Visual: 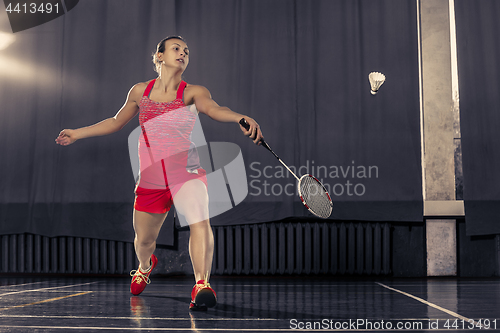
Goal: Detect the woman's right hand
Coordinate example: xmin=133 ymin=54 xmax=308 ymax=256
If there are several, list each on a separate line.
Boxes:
xmin=55 ymin=129 xmax=78 ymax=146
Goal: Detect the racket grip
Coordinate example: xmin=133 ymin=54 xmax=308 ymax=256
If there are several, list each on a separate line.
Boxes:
xmin=239 ymin=118 xmax=251 ymax=131
xmin=239 ymin=118 xmax=276 ymax=156
xmin=239 ymin=117 xmax=264 ymax=144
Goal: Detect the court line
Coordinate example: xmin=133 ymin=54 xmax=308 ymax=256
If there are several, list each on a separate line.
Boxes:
xmin=0 ymin=281 xmax=47 ymax=289
xmin=0 ymin=325 xmax=486 ymax=332
xmin=376 ymin=282 xmax=482 ymax=328
xmin=0 ymin=314 xmax=470 ymax=322
xmin=0 ymin=281 xmax=99 ymax=297
xmin=0 ymin=314 xmax=279 ymax=320
xmin=122 ymin=284 xmax=386 ymax=287
xmin=0 ymin=326 xmax=377 ymax=331
xmin=205 ymin=284 xmax=383 ymax=287
xmin=0 ymin=291 xmax=93 ymax=311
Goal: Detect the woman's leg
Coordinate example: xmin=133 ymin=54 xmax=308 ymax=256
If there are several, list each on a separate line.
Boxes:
xmin=173 ymin=179 xmax=213 ymax=282
xmin=133 ymin=209 xmax=168 ymax=270
xmin=188 ymin=219 xmax=214 ymax=282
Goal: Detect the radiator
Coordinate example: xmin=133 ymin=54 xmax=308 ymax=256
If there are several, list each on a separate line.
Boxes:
xmin=0 ymin=234 xmax=136 ymax=274
xmin=212 ymin=222 xmax=391 ymax=275
xmin=0 ymin=222 xmax=391 ymax=276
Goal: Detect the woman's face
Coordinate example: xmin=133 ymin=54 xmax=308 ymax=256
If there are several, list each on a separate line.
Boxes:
xmin=159 ymin=38 xmax=190 ymax=71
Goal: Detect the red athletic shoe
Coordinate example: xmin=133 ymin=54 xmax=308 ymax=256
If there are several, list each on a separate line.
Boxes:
xmin=189 ymin=279 xmax=217 ymax=310
xmin=130 ymin=254 xmax=158 ymax=296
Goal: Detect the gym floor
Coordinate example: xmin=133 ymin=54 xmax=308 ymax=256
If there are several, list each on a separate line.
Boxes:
xmin=0 ymin=275 xmax=498 ymax=332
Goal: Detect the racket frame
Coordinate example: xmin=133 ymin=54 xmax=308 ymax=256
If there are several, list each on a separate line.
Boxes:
xmin=239 ymin=118 xmax=333 ymax=218
xmin=297 ymin=174 xmax=333 ymax=218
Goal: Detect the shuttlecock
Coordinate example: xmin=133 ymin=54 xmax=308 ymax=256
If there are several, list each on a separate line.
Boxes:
xmin=369 ymin=72 xmax=386 ymax=95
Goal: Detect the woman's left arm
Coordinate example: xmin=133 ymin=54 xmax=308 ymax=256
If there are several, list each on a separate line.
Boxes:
xmin=192 ymin=85 xmax=264 ymax=144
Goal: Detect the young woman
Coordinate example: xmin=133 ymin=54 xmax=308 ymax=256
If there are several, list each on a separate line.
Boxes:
xmin=55 ymin=36 xmax=263 ymax=310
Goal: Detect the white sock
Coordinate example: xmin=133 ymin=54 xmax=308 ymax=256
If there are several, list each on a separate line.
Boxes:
xmin=140 ymin=259 xmax=152 ymax=273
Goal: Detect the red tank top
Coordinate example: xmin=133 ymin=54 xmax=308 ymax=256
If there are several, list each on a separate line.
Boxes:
xmin=137 ymin=79 xmax=199 ymax=189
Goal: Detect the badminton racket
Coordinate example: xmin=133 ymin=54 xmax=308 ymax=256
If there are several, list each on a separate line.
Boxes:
xmin=240 ymin=118 xmax=333 ymax=218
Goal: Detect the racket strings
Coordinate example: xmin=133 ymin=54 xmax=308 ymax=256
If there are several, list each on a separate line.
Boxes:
xmin=299 ymin=176 xmax=332 ymax=218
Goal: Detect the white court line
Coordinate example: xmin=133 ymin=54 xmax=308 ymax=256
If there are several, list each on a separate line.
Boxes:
xmin=0 ymin=325 xmax=487 ymax=332
xmin=0 ymin=315 xmax=469 ymax=322
xmin=0 ymin=281 xmax=47 ymax=289
xmin=376 ymin=282 xmax=482 ymax=328
xmin=214 ymin=284 xmax=381 ymax=287
xmin=0 ymin=314 xmax=452 ymax=323
xmin=0 ymin=326 xmax=367 ymax=332
xmin=142 ymin=284 xmax=384 ymax=287
xmin=0 ymin=280 xmax=70 ymax=289
xmin=0 ymin=281 xmax=100 ymax=298
xmin=0 ymin=314 xmax=279 ymax=321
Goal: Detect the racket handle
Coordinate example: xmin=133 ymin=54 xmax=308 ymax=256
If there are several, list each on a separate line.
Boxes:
xmin=239 ymin=117 xmax=251 ymax=131
xmin=239 ymin=117 xmax=265 ymax=144
xmin=239 ymin=118 xmax=277 ymax=158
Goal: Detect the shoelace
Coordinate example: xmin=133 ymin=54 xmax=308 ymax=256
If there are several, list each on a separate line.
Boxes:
xmin=130 ymin=269 xmax=151 ymax=285
xmin=195 ymin=280 xmax=212 ymax=289
xmin=199 ymin=274 xmax=212 ymax=289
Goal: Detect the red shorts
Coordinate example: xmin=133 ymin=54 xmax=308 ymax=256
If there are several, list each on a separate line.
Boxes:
xmin=134 ymin=169 xmax=207 ymax=214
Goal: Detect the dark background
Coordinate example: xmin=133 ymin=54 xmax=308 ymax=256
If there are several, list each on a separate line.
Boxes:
xmin=455 ymin=0 xmax=500 ymax=236
xmin=0 ymin=0 xmax=425 ymax=244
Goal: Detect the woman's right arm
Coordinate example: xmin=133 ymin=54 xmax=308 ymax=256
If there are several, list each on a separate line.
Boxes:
xmin=55 ymin=83 xmax=144 ymax=146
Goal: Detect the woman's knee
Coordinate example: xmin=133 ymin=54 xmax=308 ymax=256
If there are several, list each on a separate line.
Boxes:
xmin=188 ymin=218 xmax=211 ymax=230
xmin=132 ymin=210 xmax=166 ymax=243
xmin=185 ymin=207 xmax=210 ymax=225
xmin=134 ymin=233 xmax=157 ymax=248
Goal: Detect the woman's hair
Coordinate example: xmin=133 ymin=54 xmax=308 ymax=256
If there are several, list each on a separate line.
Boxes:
xmin=152 ymin=35 xmax=186 ymax=74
